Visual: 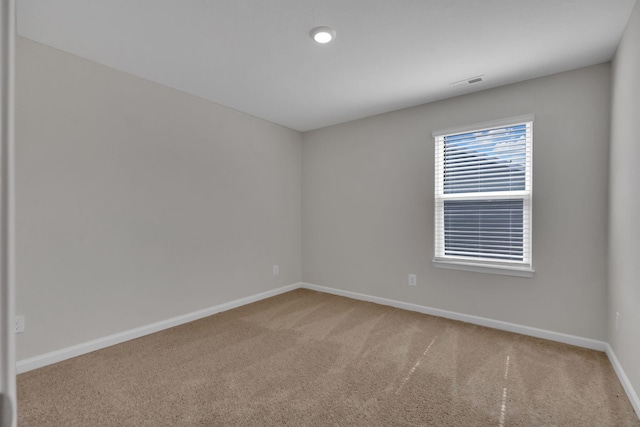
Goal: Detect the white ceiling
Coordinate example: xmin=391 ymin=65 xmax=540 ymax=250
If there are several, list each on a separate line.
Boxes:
xmin=17 ymin=0 xmax=637 ymax=132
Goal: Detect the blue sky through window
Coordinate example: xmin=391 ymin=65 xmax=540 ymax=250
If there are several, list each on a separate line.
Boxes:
xmin=445 ymin=124 xmax=527 ymax=166
xmin=443 ymin=124 xmax=527 ymax=194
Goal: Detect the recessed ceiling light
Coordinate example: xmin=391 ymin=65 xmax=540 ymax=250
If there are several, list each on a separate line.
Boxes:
xmin=310 ymin=26 xmax=336 ymax=44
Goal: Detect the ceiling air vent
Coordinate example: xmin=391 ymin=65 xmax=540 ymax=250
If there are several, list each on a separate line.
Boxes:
xmin=450 ymin=75 xmax=485 ymax=89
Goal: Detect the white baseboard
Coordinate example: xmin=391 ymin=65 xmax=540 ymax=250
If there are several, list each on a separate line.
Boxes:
xmin=606 ymin=343 xmax=640 ymax=418
xmin=301 ymin=282 xmax=640 ymax=418
xmin=16 ymin=284 xmax=298 ymax=374
xmin=16 ymin=281 xmax=639 ymax=421
xmin=300 ymin=283 xmax=607 ymax=350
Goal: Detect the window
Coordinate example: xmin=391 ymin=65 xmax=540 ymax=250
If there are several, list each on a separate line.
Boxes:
xmin=433 ymin=115 xmax=534 ymax=277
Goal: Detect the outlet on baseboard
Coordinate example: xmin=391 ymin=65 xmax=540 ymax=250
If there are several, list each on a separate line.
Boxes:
xmin=15 ymin=315 xmax=25 ymax=334
xmin=408 ymin=274 xmax=417 ymax=287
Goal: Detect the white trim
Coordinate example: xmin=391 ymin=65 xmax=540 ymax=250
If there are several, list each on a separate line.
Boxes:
xmin=433 ymin=259 xmax=535 ymax=278
xmin=432 ymin=113 xmax=535 ymax=137
xmin=299 ymin=283 xmax=605 ymax=350
xmin=605 ymin=344 xmax=640 ymax=418
xmin=301 ymin=283 xmax=639 ymax=417
xmin=437 ymin=190 xmax=530 ymax=200
xmin=433 ymin=116 xmax=534 ymax=274
xmin=15 ymin=282 xmax=639 ymax=422
xmin=1 ymin=0 xmax=17 ymax=426
xmin=16 ymin=284 xmax=298 ymax=374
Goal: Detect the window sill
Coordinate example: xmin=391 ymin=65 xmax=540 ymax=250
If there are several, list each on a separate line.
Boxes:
xmin=432 ymin=259 xmax=534 ymax=278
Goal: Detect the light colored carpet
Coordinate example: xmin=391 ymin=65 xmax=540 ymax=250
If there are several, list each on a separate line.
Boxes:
xmin=17 ymin=289 xmax=640 ymax=426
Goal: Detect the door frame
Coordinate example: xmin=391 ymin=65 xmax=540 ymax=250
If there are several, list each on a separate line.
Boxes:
xmin=0 ymin=0 xmax=16 ymax=426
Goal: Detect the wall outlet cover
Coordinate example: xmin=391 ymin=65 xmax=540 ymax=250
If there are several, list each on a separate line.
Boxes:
xmin=15 ymin=315 xmax=25 ymax=334
xmin=409 ymin=274 xmax=417 ymax=286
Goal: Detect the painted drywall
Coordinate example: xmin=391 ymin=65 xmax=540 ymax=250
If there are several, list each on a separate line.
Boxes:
xmin=302 ymin=64 xmax=611 ymax=341
xmin=609 ymin=0 xmax=640 ymax=404
xmin=15 ymin=37 xmax=302 ymax=360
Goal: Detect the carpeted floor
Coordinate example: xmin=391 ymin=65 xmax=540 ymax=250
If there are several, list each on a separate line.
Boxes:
xmin=17 ymin=289 xmax=640 ymax=426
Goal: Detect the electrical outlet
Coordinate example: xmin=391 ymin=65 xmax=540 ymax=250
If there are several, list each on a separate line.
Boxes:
xmin=408 ymin=274 xmax=417 ymax=287
xmin=616 ymin=312 xmax=620 ymax=331
xmin=15 ymin=315 xmax=25 ymax=334
xmin=273 ymin=265 xmax=280 ymax=276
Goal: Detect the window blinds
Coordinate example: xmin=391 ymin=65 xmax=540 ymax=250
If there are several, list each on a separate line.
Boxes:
xmin=434 ymin=116 xmax=533 ymax=268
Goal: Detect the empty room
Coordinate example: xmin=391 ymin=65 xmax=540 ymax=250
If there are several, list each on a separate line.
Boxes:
xmin=1 ymin=0 xmax=640 ymax=425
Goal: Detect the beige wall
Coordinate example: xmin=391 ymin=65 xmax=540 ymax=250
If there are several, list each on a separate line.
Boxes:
xmin=609 ymin=0 xmax=640 ymax=402
xmin=15 ymin=38 xmax=302 ymax=360
xmin=15 ymin=22 xmax=632 ymax=377
xmin=302 ymin=64 xmax=611 ymax=341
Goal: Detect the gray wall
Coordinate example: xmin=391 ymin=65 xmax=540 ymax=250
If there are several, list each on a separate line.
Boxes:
xmin=609 ymin=0 xmax=640 ymax=402
xmin=15 ymin=38 xmax=302 ymax=360
xmin=15 ymin=20 xmax=632 ymax=380
xmin=302 ymin=64 xmax=611 ymax=341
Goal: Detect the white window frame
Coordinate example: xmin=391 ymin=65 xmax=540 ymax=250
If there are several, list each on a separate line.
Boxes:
xmin=432 ymin=114 xmax=534 ymax=277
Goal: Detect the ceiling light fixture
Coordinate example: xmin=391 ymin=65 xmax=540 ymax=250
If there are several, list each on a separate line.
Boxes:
xmin=310 ymin=26 xmax=336 ymax=44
